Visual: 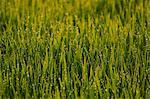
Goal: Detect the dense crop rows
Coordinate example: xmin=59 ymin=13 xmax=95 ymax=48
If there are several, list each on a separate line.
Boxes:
xmin=0 ymin=0 xmax=150 ymax=98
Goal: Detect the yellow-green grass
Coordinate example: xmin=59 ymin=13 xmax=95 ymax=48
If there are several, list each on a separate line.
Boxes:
xmin=0 ymin=0 xmax=150 ymax=98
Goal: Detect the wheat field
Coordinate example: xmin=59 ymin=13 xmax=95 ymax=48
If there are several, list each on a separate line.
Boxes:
xmin=0 ymin=0 xmax=150 ymax=98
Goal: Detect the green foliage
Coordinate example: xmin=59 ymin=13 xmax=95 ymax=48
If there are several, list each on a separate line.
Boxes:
xmin=0 ymin=0 xmax=150 ymax=98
